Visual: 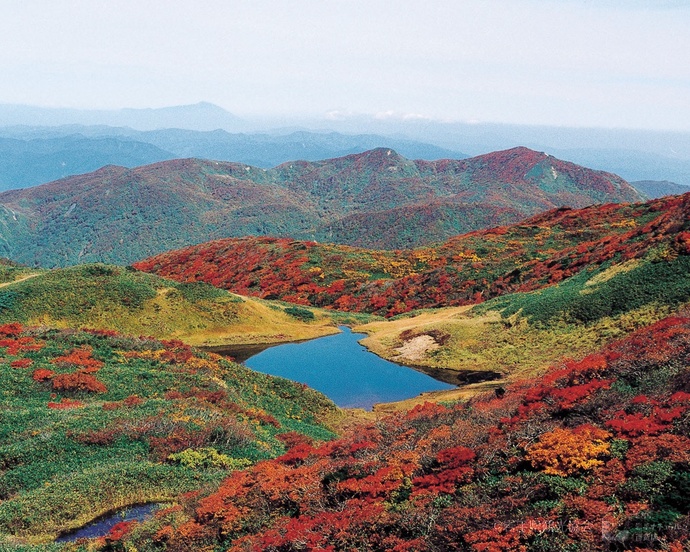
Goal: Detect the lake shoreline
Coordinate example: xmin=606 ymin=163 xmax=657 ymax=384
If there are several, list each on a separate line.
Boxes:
xmin=206 ymin=326 xmax=509 ymax=410
xmin=211 ymin=327 xmax=455 ymax=410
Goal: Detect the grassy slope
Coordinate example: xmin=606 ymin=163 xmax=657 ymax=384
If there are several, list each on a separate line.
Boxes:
xmin=0 ymin=264 xmax=343 ymax=347
xmin=0 ymin=324 xmax=338 ymax=544
xmin=356 ymin=252 xmax=690 ymax=409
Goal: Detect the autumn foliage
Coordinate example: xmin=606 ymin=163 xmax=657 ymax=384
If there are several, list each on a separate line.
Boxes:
xmin=52 ymin=371 xmax=108 ymax=393
xmin=136 ymin=315 xmax=690 ymax=551
xmin=134 ymin=194 xmax=690 ymax=317
xmin=526 ymin=425 xmax=611 ymax=476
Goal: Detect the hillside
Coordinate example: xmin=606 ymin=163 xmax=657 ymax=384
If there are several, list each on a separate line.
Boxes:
xmin=103 ymin=314 xmax=690 ymax=551
xmin=0 ymin=147 xmax=643 ymax=266
xmin=136 ymin=193 xmax=690 ymax=317
xmin=0 ymin=323 xmax=338 ymax=544
xmin=0 ymin=264 xmax=340 ymax=347
xmin=0 ymin=135 xmax=175 ymax=191
xmin=631 ymin=180 xmax=690 ymax=199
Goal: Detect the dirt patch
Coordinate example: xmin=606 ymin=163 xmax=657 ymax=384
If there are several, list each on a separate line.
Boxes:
xmin=399 ymin=328 xmax=450 ymax=345
xmin=394 ymin=329 xmax=451 ymax=362
xmin=394 ymin=334 xmax=440 ymax=362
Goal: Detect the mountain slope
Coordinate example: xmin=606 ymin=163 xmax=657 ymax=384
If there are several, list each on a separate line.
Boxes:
xmin=0 ymin=135 xmax=175 ymax=190
xmin=0 ymin=148 xmax=644 ymax=266
xmin=136 ymin=194 xmax=690 ymax=317
xmin=631 ymin=179 xmax=690 ymax=199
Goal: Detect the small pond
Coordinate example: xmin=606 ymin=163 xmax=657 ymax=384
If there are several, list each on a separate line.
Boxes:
xmin=55 ymin=503 xmax=163 ymax=542
xmin=238 ymin=327 xmax=456 ymax=409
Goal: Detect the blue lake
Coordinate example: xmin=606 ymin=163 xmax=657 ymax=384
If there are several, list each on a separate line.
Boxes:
xmin=56 ymin=503 xmax=162 ymax=542
xmin=244 ymin=327 xmax=455 ymax=409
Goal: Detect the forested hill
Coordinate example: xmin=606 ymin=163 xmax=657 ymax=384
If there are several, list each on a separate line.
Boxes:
xmin=0 ymin=147 xmax=642 ymax=266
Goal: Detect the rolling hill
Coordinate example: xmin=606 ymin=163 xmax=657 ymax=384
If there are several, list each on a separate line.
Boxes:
xmin=135 ymin=193 xmax=690 ymax=317
xmin=0 ymin=147 xmax=643 ymax=266
xmin=136 ymin=193 xmax=690 ymax=399
xmin=0 ymin=322 xmax=338 ymax=543
xmin=0 ymin=263 xmax=341 ymax=347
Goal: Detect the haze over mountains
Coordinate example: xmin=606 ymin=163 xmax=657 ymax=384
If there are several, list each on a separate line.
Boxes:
xmin=1 ymin=102 xmax=690 ymax=188
xmin=0 ymin=126 xmax=463 ymax=190
xmin=0 ymin=102 xmax=246 ymax=132
xmin=0 ymin=147 xmax=643 ymax=267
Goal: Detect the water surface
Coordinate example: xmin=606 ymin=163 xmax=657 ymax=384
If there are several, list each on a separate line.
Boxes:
xmin=244 ymin=327 xmax=455 ymax=409
xmin=56 ymin=503 xmax=162 ymax=542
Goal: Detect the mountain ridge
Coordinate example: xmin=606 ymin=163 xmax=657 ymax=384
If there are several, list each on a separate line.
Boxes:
xmin=0 ymin=147 xmax=644 ymax=266
xmin=0 ymin=126 xmax=466 ymax=190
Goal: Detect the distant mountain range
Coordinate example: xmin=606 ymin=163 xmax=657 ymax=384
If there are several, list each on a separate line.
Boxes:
xmin=0 ymin=102 xmax=245 ymax=132
xmin=0 ymin=135 xmax=176 ymax=190
xmin=0 ymin=126 xmax=464 ymax=190
xmin=2 ymin=102 xmax=690 ymax=187
xmin=0 ymin=147 xmax=643 ymax=267
xmin=631 ymin=180 xmax=690 ymax=199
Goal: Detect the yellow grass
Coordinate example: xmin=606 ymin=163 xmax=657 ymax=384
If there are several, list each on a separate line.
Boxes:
xmin=25 ymin=291 xmax=340 ymax=347
xmin=355 ymin=302 xmax=676 ymax=409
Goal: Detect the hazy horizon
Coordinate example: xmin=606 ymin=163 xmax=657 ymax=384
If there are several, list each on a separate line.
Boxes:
xmin=0 ymin=1 xmax=688 ymax=132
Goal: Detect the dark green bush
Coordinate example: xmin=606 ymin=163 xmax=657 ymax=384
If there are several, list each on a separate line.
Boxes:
xmin=284 ymin=306 xmax=315 ymax=321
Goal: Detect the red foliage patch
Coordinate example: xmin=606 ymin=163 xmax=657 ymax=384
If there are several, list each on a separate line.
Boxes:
xmin=0 ymin=322 xmax=23 ymax=337
xmin=32 ymin=368 xmax=55 ymax=382
xmin=48 ymin=398 xmax=85 ymax=410
xmin=52 ymin=371 xmax=108 ymax=393
xmin=51 ymin=347 xmax=104 ymax=372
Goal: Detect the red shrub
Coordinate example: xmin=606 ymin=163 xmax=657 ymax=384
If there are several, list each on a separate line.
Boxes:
xmin=51 ymin=347 xmax=104 ymax=372
xmin=48 ymin=398 xmax=85 ymax=410
xmin=123 ymin=395 xmax=144 ymax=407
xmin=0 ymin=323 xmax=23 ymax=337
xmin=107 ymin=520 xmax=135 ymax=541
xmin=32 ymin=368 xmax=55 ymax=382
xmin=52 ymin=371 xmax=108 ymax=393
xmin=11 ymin=358 xmax=32 ymax=368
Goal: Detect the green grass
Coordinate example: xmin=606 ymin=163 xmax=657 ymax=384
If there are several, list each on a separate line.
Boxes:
xmin=475 ymin=253 xmax=690 ymax=326
xmin=357 ymin=253 xmax=690 ymax=386
xmin=0 ymin=325 xmax=338 ymax=542
xmin=0 ymin=264 xmax=341 ymax=346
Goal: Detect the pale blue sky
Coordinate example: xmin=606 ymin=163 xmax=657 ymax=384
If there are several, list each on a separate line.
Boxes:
xmin=0 ymin=0 xmax=688 ymax=130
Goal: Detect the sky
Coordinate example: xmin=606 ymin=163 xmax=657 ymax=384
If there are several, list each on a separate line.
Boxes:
xmin=0 ymin=0 xmax=688 ymax=130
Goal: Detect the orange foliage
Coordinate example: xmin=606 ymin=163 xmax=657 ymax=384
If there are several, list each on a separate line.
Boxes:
xmin=526 ymin=425 xmax=611 ymax=476
xmin=52 ymin=371 xmax=108 ymax=393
